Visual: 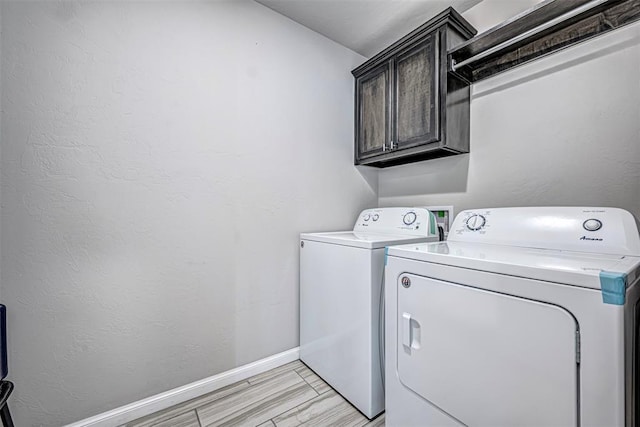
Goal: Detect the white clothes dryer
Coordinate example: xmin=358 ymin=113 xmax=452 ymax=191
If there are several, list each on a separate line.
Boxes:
xmin=385 ymin=207 xmax=640 ymax=427
xmin=300 ymin=207 xmax=439 ymax=419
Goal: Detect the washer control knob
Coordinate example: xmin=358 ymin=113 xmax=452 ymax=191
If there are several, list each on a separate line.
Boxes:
xmin=403 ymin=212 xmax=417 ymax=226
xmin=466 ymin=214 xmax=486 ymax=231
xmin=363 ymin=214 xmax=371 ymax=221
xmin=583 ymin=219 xmax=602 ymax=232
xmin=372 ymin=214 xmax=379 ymax=221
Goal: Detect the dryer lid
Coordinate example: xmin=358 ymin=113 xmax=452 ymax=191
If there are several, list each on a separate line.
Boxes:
xmin=386 ymin=241 xmax=640 ymax=290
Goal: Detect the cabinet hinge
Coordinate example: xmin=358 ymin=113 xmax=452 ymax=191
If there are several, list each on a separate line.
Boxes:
xmin=389 ymin=140 xmax=396 ymax=150
xmin=575 ymin=330 xmax=581 ymax=364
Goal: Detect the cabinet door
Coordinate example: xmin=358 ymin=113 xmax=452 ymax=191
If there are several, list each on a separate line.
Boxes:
xmin=394 ymin=33 xmax=439 ymax=149
xmin=355 ymin=62 xmax=390 ymax=162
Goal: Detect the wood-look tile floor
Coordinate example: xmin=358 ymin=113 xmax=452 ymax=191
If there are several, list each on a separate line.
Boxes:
xmin=126 ymin=360 xmax=385 ymax=427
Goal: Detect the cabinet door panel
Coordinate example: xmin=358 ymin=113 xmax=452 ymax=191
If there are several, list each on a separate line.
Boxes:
xmin=356 ymin=63 xmax=390 ymax=160
xmin=395 ymin=34 xmax=439 ymax=148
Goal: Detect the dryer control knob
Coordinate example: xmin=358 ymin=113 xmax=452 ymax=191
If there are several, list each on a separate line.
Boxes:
xmin=583 ymin=219 xmax=602 ymax=232
xmin=363 ymin=214 xmax=371 ymax=221
xmin=466 ymin=214 xmax=486 ymax=231
xmin=403 ymin=212 xmax=417 ymax=226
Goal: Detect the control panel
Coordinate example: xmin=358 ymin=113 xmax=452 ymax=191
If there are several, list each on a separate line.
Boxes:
xmin=448 ymin=207 xmax=640 ymax=256
xmin=465 ymin=214 xmax=486 ymax=231
xmin=353 ymin=208 xmax=437 ymax=237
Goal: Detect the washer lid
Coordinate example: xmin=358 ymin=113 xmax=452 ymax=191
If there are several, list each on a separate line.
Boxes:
xmin=387 ymin=241 xmax=640 ymax=290
xmin=300 ymin=231 xmax=436 ymax=249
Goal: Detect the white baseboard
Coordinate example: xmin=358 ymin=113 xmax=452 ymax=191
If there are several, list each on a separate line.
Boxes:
xmin=66 ymin=347 xmax=300 ymax=427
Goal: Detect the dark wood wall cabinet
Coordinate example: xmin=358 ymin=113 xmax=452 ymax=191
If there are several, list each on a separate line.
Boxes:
xmin=449 ymin=0 xmax=640 ymax=83
xmin=352 ymin=8 xmax=476 ymax=168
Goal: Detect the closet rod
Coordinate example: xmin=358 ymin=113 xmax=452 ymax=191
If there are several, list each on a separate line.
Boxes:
xmin=451 ymin=0 xmax=610 ymax=71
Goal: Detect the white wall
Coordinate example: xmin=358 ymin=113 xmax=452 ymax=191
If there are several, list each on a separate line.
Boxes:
xmin=462 ymin=0 xmax=541 ymax=32
xmin=379 ymin=6 xmax=640 ymax=219
xmin=0 ymin=1 xmax=376 ymax=425
xmin=4 ymin=0 xmax=639 ymax=424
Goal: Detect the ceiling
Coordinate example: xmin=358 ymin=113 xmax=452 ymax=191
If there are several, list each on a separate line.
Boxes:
xmin=255 ymin=0 xmax=482 ymax=58
xmin=255 ymin=0 xmax=547 ymax=58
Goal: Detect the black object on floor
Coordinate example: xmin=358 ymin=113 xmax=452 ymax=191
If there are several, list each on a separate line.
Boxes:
xmin=0 ymin=305 xmax=13 ymax=427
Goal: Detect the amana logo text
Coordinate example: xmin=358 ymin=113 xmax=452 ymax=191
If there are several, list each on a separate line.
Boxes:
xmin=580 ymin=236 xmax=603 ymax=241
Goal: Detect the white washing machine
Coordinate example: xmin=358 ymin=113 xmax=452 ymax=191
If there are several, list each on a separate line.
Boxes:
xmin=385 ymin=207 xmax=640 ymax=427
xmin=300 ymin=207 xmax=439 ymax=419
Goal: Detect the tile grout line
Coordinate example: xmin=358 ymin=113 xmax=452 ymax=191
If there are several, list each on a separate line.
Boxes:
xmin=267 ymin=371 xmax=324 ymax=427
xmin=200 ymin=370 xmax=316 ymax=427
xmin=194 ymin=407 xmax=205 ymax=427
xmin=130 ymin=380 xmax=255 ymax=427
xmin=293 ymin=369 xmax=320 ymax=396
xmin=294 ymin=363 xmax=334 ymax=396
